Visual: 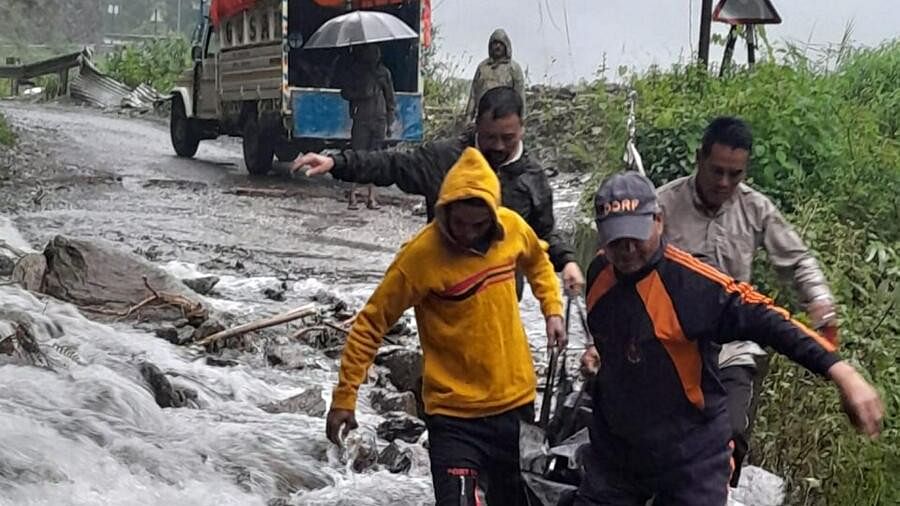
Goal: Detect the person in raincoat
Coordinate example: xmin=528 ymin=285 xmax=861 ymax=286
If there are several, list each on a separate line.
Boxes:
xmin=465 ymin=29 xmax=526 ymax=121
xmin=338 ymin=44 xmax=395 ymax=210
xmin=325 ymin=147 xmax=566 ymax=505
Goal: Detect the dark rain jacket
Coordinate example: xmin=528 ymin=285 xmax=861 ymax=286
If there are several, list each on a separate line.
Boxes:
xmin=329 ymin=130 xmax=576 ymax=271
xmin=465 ymin=29 xmax=526 ymax=119
xmin=584 ymin=240 xmax=839 ymax=463
xmin=338 ymin=52 xmax=395 ymax=125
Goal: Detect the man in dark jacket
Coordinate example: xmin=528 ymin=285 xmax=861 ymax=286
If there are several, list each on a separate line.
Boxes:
xmin=575 ymin=171 xmax=883 ymax=505
xmin=338 ymin=44 xmax=395 ymax=210
xmin=292 ymin=86 xmax=584 ymax=294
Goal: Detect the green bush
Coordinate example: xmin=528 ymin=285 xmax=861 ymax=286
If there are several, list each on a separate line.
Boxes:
xmin=102 ymin=37 xmax=191 ymax=92
xmin=558 ymin=40 xmax=899 ymax=504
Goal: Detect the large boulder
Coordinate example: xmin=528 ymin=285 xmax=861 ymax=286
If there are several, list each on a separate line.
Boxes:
xmin=40 ymin=236 xmax=205 ymax=321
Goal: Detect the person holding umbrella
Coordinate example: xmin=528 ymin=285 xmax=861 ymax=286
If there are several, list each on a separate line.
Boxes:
xmin=336 ymin=44 xmax=395 ymax=210
xmin=302 ymin=10 xmax=413 ymax=209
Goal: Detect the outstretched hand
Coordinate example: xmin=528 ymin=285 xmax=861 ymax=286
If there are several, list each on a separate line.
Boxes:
xmin=291 ymin=153 xmax=335 ymax=176
xmin=829 ymin=361 xmax=884 ymax=439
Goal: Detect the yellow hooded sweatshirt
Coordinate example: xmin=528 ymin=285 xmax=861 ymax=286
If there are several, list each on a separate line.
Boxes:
xmin=332 ymin=148 xmax=564 ymax=418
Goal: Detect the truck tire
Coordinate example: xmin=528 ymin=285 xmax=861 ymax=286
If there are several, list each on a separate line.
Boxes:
xmin=170 ymin=97 xmax=200 ymax=158
xmin=242 ymin=111 xmax=274 ymax=176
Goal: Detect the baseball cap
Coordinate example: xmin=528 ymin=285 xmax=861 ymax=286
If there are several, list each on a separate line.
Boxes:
xmin=594 ymin=171 xmax=660 ymax=246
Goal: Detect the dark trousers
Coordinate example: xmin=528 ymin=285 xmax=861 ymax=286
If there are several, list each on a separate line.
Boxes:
xmin=574 ymin=433 xmax=732 ymax=506
xmin=350 ymin=120 xmax=386 ymax=151
xmin=720 ymin=357 xmax=768 ymax=487
xmin=427 ymin=404 xmax=534 ymax=506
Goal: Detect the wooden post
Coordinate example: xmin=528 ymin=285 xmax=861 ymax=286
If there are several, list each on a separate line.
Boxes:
xmin=58 ymin=69 xmax=69 ymax=97
xmin=719 ymin=25 xmax=738 ymax=77
xmin=4 ymin=57 xmax=20 ymax=96
xmin=698 ymin=0 xmax=713 ymax=67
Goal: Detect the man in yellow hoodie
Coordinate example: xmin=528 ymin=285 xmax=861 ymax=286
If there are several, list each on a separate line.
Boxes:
xmin=327 ymin=147 xmax=566 ymax=505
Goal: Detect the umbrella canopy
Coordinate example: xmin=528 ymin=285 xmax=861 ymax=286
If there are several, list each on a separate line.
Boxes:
xmin=304 ymin=10 xmax=418 ymax=49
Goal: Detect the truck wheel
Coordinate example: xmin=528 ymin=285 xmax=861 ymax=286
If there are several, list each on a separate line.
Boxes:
xmin=170 ymin=97 xmax=200 ymax=157
xmin=242 ymin=112 xmax=274 ymax=176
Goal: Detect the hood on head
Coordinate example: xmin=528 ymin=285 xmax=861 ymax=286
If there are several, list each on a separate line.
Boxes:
xmin=488 ymin=29 xmax=512 ymax=62
xmin=435 ymin=148 xmax=504 ymax=249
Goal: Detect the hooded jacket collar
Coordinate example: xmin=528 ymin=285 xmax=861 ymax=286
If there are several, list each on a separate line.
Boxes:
xmin=434 ymin=148 xmax=506 ymax=255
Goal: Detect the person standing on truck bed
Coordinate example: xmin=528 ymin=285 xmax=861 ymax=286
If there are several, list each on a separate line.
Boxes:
xmin=292 ymin=86 xmax=585 ymax=296
xmin=336 ymin=44 xmax=396 ymax=210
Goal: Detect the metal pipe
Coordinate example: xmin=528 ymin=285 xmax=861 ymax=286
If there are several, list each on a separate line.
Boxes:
xmin=698 ymin=0 xmax=713 ymax=67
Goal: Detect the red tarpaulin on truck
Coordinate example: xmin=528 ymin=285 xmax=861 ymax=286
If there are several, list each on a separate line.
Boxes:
xmin=210 ymin=0 xmax=257 ymax=26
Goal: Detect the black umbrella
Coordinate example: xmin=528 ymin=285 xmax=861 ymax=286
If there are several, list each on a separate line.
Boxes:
xmin=304 ymin=10 xmax=418 ymax=49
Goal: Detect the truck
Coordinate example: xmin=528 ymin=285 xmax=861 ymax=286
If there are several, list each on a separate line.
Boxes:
xmin=169 ymin=0 xmax=424 ymax=175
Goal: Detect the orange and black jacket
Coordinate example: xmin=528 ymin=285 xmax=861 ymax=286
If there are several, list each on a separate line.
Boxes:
xmin=585 ymin=240 xmax=839 ymax=450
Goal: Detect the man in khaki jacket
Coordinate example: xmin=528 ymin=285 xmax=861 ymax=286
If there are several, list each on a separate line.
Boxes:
xmin=657 ymin=116 xmax=838 ymax=485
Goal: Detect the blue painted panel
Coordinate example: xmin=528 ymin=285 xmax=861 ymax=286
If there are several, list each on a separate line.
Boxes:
xmin=291 ymin=89 xmax=423 ymax=142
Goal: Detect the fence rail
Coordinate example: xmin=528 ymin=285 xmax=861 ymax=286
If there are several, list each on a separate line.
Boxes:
xmin=0 ymin=50 xmax=87 ymax=96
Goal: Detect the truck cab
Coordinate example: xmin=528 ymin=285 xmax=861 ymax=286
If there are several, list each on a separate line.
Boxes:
xmin=170 ymin=0 xmax=424 ymax=175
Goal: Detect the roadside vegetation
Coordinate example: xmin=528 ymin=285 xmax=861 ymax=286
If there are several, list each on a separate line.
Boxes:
xmin=0 ymin=112 xmax=15 ymax=147
xmin=102 ymin=37 xmax=191 ymax=92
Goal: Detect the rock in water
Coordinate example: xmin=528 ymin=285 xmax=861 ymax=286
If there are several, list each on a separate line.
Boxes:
xmin=11 ymin=253 xmax=47 ymax=291
xmin=182 ymin=276 xmax=220 ymax=295
xmin=139 ymin=362 xmax=197 ymax=408
xmin=374 ymin=348 xmax=422 ymax=393
xmin=377 ymin=441 xmax=413 ymax=474
xmin=369 ymin=389 xmax=418 ymax=417
xmin=263 ymin=286 xmax=286 ymax=302
xmin=41 ymin=235 xmax=203 ymax=321
xmin=376 ymin=413 xmax=426 ymax=443
xmin=374 ymin=348 xmax=424 ymax=416
xmin=192 ymin=318 xmax=226 ymax=341
xmin=0 ymin=255 xmax=15 ymax=276
xmin=260 ymin=387 xmax=326 ymax=417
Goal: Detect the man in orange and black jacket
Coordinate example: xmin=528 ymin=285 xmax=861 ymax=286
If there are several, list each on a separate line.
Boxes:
xmin=574 ymin=171 xmax=883 ymax=505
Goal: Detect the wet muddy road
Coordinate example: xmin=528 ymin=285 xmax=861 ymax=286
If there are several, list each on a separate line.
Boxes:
xmin=0 ymin=102 xmax=423 ymax=284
